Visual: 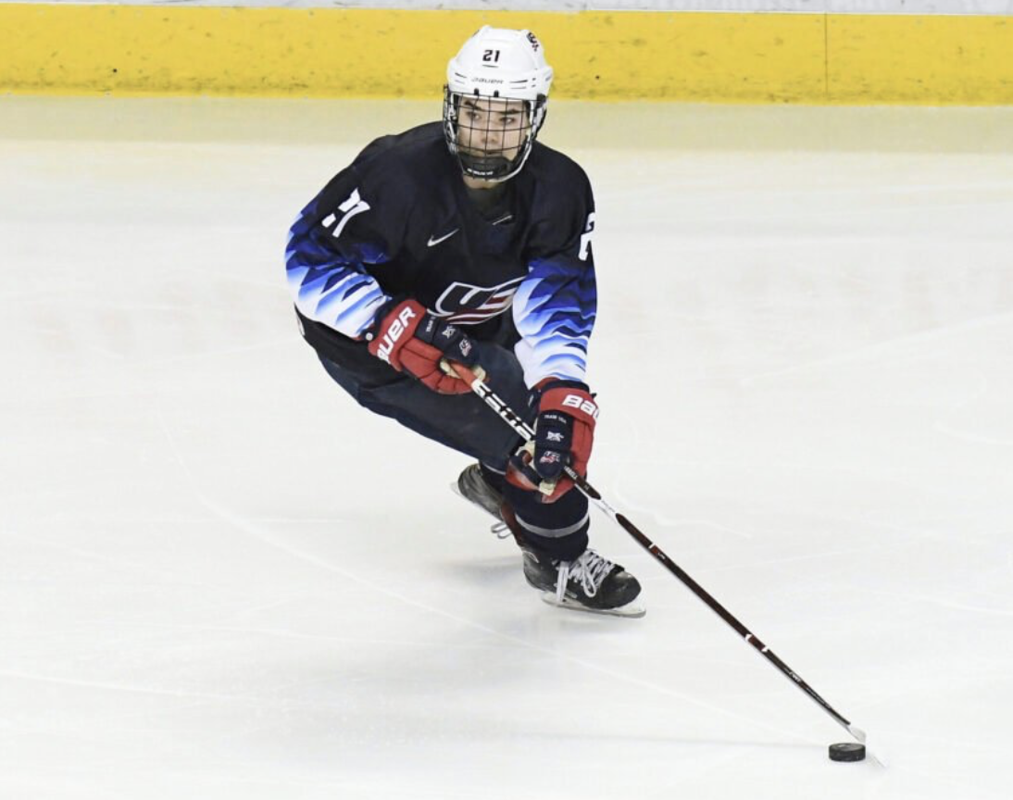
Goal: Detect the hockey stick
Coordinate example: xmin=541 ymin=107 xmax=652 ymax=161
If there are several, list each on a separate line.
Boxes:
xmin=445 ymin=360 xmax=866 ymax=745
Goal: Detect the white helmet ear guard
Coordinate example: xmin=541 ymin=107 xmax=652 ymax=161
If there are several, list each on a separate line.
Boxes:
xmin=442 ymin=27 xmax=553 ymax=182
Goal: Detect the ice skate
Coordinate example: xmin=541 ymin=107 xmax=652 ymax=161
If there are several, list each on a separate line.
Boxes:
xmin=522 ymin=546 xmax=645 ymax=618
xmin=452 ymin=463 xmax=511 ymax=538
xmin=455 ymin=465 xmax=643 ymax=616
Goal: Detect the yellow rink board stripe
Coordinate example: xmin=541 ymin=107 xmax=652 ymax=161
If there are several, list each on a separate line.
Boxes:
xmin=0 ymin=4 xmax=1011 ymax=104
xmin=828 ymin=14 xmax=1013 ymax=105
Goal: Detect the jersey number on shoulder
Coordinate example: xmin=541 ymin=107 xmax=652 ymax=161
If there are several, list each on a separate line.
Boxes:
xmin=579 ymin=212 xmax=596 ymax=262
xmin=323 ymin=188 xmax=371 ymax=240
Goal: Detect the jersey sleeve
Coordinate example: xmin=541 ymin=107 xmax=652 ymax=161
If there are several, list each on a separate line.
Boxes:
xmin=512 ymin=169 xmax=597 ymax=387
xmin=285 ymin=165 xmax=403 ymax=339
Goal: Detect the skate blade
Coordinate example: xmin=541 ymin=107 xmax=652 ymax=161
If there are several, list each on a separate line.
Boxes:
xmin=540 ymin=592 xmax=646 ymax=619
xmin=451 ymin=481 xmax=512 ymax=538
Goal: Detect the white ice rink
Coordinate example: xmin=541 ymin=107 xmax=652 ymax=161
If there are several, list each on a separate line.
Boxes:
xmin=2 ymin=97 xmax=1013 ymax=799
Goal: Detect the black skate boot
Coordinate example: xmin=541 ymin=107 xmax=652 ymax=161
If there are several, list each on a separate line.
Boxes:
xmin=455 ymin=464 xmax=645 ymax=617
xmin=453 ymin=463 xmax=511 ymax=538
xmin=522 ymin=545 xmax=645 ymax=619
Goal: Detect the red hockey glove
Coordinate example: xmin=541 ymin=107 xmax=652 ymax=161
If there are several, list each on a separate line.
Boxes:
xmin=366 ymin=299 xmax=481 ymax=395
xmin=507 ymin=380 xmax=598 ymax=503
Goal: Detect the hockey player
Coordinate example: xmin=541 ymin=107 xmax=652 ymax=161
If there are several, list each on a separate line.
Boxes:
xmin=285 ymin=26 xmax=643 ymax=617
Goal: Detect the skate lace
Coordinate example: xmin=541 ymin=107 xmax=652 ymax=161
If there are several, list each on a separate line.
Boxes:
xmin=556 ymin=550 xmax=615 ymax=603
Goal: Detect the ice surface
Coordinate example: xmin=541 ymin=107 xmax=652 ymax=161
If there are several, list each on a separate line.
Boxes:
xmin=2 ymin=97 xmax=1013 ymax=799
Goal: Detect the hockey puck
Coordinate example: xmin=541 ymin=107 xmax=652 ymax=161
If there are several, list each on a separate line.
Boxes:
xmin=829 ymin=742 xmax=866 ymax=762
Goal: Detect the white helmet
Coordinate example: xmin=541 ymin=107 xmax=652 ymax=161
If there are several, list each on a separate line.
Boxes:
xmin=443 ymin=26 xmax=554 ymax=182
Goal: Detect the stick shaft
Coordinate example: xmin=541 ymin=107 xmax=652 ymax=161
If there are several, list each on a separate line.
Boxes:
xmin=456 ymin=364 xmax=862 ymax=741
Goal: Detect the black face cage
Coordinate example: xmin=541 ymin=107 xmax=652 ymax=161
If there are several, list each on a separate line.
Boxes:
xmin=442 ymin=88 xmax=547 ymax=182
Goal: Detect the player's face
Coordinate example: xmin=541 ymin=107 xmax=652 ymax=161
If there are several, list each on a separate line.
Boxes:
xmin=457 ymin=98 xmax=530 ymax=163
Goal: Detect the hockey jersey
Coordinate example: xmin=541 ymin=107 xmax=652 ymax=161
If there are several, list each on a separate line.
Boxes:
xmin=285 ymin=122 xmax=597 ymax=388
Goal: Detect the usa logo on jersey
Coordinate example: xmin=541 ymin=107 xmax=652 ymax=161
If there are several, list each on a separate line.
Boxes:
xmin=431 ymin=277 xmax=525 ymax=325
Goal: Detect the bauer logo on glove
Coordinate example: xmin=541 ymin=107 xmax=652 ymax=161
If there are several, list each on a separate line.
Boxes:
xmin=561 ymin=393 xmax=599 ymax=419
xmin=373 ymin=304 xmax=419 ymax=365
xmin=367 ymin=299 xmax=483 ymax=395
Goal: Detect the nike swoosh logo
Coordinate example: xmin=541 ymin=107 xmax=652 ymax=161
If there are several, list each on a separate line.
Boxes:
xmin=427 ymin=229 xmax=459 ymax=247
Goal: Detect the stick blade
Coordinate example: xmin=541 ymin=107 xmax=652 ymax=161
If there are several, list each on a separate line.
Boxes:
xmin=847 ymin=724 xmax=867 ymax=744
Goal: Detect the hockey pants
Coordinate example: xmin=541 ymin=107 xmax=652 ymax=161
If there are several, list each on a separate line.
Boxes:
xmin=319 ymin=342 xmax=589 ymax=561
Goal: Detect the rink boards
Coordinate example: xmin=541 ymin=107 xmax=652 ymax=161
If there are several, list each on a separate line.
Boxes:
xmin=0 ymin=4 xmax=1011 ymax=104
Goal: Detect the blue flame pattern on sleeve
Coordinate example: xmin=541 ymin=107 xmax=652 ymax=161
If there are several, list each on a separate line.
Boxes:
xmin=512 ymin=256 xmax=597 ymax=386
xmin=285 ymin=201 xmax=390 ymax=339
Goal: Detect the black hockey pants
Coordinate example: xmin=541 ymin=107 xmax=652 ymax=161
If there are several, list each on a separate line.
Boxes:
xmin=319 ymin=341 xmax=589 ymax=561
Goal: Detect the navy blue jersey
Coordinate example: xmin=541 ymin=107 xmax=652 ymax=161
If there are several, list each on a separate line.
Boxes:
xmin=286 ymin=122 xmax=597 ymax=387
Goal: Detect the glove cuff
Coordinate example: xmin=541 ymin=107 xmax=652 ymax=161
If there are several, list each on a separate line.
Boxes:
xmin=362 ymin=294 xmax=409 ymax=343
xmin=534 ymin=378 xmax=589 ymax=395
